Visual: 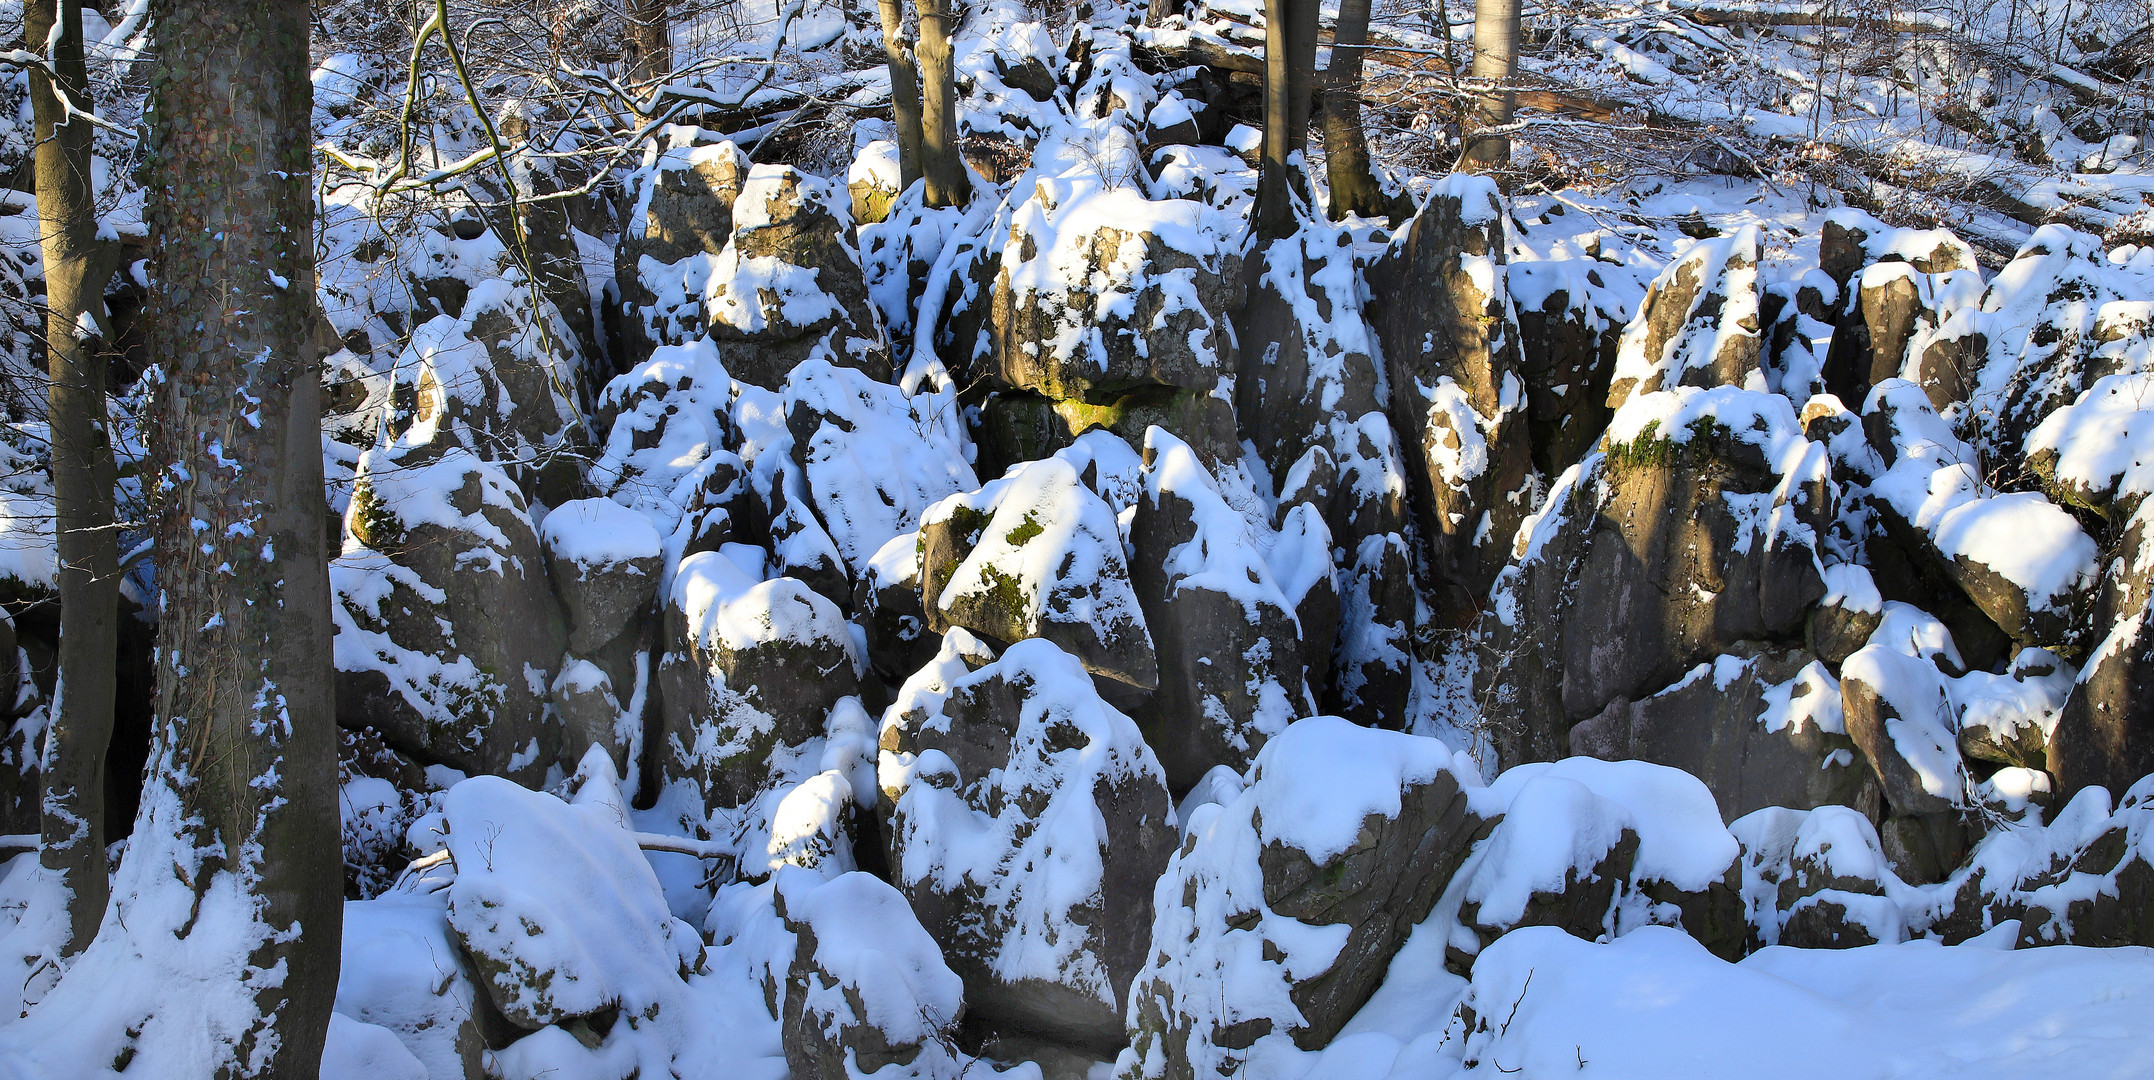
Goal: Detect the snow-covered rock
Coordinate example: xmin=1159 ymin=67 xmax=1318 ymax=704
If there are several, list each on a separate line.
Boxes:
xmin=333 ymin=446 xmax=569 ymax=784
xmin=919 ymin=455 xmax=1158 ymax=693
xmin=1127 ymin=429 xmax=1311 ymax=788
xmin=1119 ymin=717 xmax=1489 ymax=1078
xmin=775 ymin=868 xmax=970 ymax=1080
xmin=1368 ymin=175 xmax=1536 ymax=607
xmin=881 ymin=637 xmax=1175 ymax=1052
xmin=1478 ymin=386 xmax=1831 ymax=766
xmin=1571 ymin=649 xmax=1870 ymax=822
xmin=1605 ymin=226 xmax=1764 ymax=407
xmin=656 ymin=547 xmax=862 ymax=811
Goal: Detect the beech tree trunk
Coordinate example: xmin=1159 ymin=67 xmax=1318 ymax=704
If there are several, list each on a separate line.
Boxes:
xmin=1255 ymin=0 xmax=1320 ymax=239
xmin=916 ymin=0 xmax=969 ymax=207
xmin=878 ymin=0 xmax=925 ymax=190
xmin=1462 ymin=0 xmax=1520 ymax=171
xmin=27 ymin=0 xmax=121 ymax=962
xmin=143 ymin=2 xmax=341 ymax=1074
xmin=1320 ymin=0 xmax=1390 ymax=219
xmin=627 ymin=0 xmax=672 ymax=84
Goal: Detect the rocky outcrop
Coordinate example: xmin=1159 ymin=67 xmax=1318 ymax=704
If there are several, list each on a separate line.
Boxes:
xmin=1127 ymin=430 xmax=1314 ymax=789
xmin=984 ymin=177 xmax=1237 ymax=406
xmin=1605 ymin=226 xmax=1763 ymax=407
xmin=1478 ymin=387 xmax=1831 ymax=767
xmin=1571 ymin=648 xmax=1871 ymax=823
xmin=616 ymin=137 xmax=887 ymax=386
xmin=333 ymin=447 xmax=570 ymax=784
xmin=917 ymin=454 xmax=1158 ymax=694
xmin=541 ymin=498 xmax=663 ymax=775
xmin=777 ymin=869 xmax=969 ymax=1080
xmin=1453 ymin=758 xmax=1745 ymax=965
xmin=1367 ymin=175 xmax=1536 ymax=610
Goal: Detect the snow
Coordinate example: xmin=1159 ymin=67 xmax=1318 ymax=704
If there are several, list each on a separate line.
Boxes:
xmin=1250 ymin=716 xmax=1467 ymax=865
xmin=1447 ymin=925 xmax=2154 ymax=1079
xmin=1478 ymin=758 xmax=1739 ymax=894
xmin=540 ymin=496 xmax=664 ymax=568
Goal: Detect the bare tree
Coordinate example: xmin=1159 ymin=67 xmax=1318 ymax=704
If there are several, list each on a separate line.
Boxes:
xmin=878 ymin=0 xmax=925 ymax=189
xmin=1461 ymin=0 xmax=1519 ymax=172
xmin=917 ymin=0 xmax=968 ymax=207
xmin=1320 ymin=0 xmax=1398 ymax=219
xmin=25 ymin=0 xmax=121 ymax=962
xmin=627 ymin=0 xmax=673 ymax=85
xmin=140 ymin=0 xmax=342 ymax=1073
xmin=1254 ymin=0 xmax=1320 ymax=238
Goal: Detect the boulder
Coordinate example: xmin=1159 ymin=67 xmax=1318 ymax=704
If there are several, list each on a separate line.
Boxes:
xmin=1366 ymin=175 xmax=1536 ymax=608
xmin=1455 ymin=758 xmax=1744 ymax=964
xmin=590 ymin=339 xmax=745 ymax=533
xmin=655 ymin=546 xmax=861 ymax=811
xmin=1477 ymin=387 xmax=1831 ymax=767
xmin=333 ymin=447 xmax=569 ymax=784
xmin=781 ymin=356 xmax=977 ymax=578
xmin=1127 ymin=429 xmax=1310 ymax=789
xmin=541 ymin=498 xmax=664 ymax=657
xmin=1604 ymin=226 xmax=1763 ymax=407
xmin=919 ymin=456 xmax=1158 ymax=693
xmin=706 ymin=164 xmax=889 ymax=388
xmin=857 ymin=531 xmax=941 ymax=686
xmin=614 ymin=138 xmax=749 ymax=363
xmin=2028 ymin=366 xmax=2154 ymax=521
xmin=881 ymin=638 xmax=1176 ymax=1053
xmin=440 ymin=772 xmax=706 ymax=1033
xmin=986 ymin=176 xmax=1237 ymax=405
xmin=1118 ymin=718 xmax=1490 ymax=1080
xmin=2051 ymin=511 xmax=2154 ymax=799
xmin=1860 ymin=379 xmax=2099 ymax=652
xmin=1809 ymin=562 xmax=1884 ymax=666
xmin=1733 ymin=805 xmax=1912 ymax=948
xmin=776 ymin=869 xmax=969 ymax=1080
xmin=1571 ymin=648 xmax=1872 ymax=823
xmin=1509 ymin=258 xmax=1630 ymax=474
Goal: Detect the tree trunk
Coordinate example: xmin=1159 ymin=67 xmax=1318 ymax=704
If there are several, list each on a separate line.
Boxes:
xmin=1320 ymin=0 xmax=1391 ymax=220
xmin=627 ymin=0 xmax=672 ymax=85
xmin=1461 ymin=0 xmax=1520 ymax=172
xmin=142 ymin=2 xmax=341 ymax=1075
xmin=878 ymin=0 xmax=924 ymax=190
xmin=27 ymin=0 xmax=121 ymax=962
xmin=916 ymin=0 xmax=968 ymax=208
xmin=1254 ymin=0 xmax=1319 ymax=239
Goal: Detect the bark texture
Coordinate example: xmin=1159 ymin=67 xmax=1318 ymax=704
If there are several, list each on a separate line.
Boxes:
xmin=917 ymin=0 xmax=968 ymax=207
xmin=1462 ymin=0 xmax=1520 ymax=171
xmin=627 ymin=0 xmax=673 ymax=85
xmin=878 ymin=0 xmax=926 ymax=190
xmin=28 ymin=0 xmax=121 ymax=962
xmin=144 ymin=2 xmax=341 ymax=1075
xmin=1319 ymin=0 xmax=1394 ymax=220
xmin=1254 ymin=0 xmax=1320 ymax=239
